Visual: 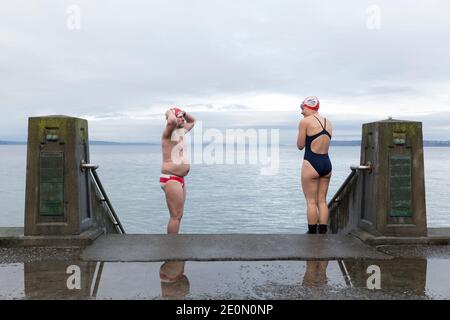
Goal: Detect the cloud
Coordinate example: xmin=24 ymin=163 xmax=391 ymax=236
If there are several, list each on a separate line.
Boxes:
xmin=0 ymin=0 xmax=449 ymax=141
xmin=365 ymin=84 xmax=416 ymax=96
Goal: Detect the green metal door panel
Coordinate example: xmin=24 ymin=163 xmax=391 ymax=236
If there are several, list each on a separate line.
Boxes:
xmin=389 ymin=155 xmax=412 ymax=217
xmin=39 ymin=152 xmax=64 ymax=216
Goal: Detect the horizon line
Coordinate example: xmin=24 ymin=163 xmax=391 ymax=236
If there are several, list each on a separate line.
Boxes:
xmin=1 ymin=139 xmax=450 ymax=146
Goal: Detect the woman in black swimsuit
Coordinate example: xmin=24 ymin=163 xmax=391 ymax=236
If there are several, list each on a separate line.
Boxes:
xmin=296 ymin=96 xmax=333 ymax=234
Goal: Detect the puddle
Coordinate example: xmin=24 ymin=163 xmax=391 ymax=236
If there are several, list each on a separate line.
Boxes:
xmin=0 ymin=258 xmax=449 ymax=299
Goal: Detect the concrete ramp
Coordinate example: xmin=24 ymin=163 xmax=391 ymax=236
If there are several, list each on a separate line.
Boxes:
xmin=80 ymin=234 xmax=392 ymax=262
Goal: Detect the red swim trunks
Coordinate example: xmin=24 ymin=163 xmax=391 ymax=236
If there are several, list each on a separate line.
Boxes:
xmin=160 ymin=174 xmax=185 ymax=189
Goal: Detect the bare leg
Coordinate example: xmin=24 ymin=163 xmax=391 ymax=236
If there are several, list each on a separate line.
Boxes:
xmin=163 ymin=181 xmax=185 ymax=234
xmin=301 ymin=160 xmax=320 ymax=225
xmin=160 ymin=261 xmax=186 ymax=283
xmin=183 ymin=183 xmax=186 ymax=210
xmin=318 ymin=172 xmax=332 ymax=224
xmin=303 ymin=260 xmax=329 ymax=287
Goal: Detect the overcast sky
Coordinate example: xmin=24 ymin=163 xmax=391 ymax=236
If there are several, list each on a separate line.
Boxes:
xmin=1 ymin=0 xmax=449 ymax=142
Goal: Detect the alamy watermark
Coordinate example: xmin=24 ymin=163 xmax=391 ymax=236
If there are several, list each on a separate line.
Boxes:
xmin=66 ymin=265 xmax=81 ymax=290
xmin=170 ymin=121 xmax=280 ymax=175
xmin=66 ymin=5 xmax=81 ymax=30
xmin=366 ymin=5 xmax=381 ymax=30
xmin=366 ymin=265 xmax=381 ymax=290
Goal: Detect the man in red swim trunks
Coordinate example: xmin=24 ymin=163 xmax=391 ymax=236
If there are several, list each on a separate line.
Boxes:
xmin=160 ymin=107 xmax=195 ymax=234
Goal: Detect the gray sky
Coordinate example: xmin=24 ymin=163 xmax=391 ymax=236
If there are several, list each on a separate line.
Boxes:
xmin=1 ymin=0 xmax=449 ymax=142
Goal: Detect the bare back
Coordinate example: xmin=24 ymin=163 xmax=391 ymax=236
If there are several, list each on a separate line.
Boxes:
xmin=305 ymin=114 xmax=333 ymax=155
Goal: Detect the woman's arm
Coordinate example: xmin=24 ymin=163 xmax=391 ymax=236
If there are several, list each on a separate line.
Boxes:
xmin=297 ymin=119 xmax=307 ymax=150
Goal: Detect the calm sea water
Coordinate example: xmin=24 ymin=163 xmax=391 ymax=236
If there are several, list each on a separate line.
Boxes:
xmin=1 ymin=145 xmax=449 ymax=233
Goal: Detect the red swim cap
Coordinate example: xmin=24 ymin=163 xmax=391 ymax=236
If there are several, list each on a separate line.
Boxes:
xmin=301 ymin=96 xmax=320 ymax=111
xmin=171 ymin=107 xmax=185 ymax=118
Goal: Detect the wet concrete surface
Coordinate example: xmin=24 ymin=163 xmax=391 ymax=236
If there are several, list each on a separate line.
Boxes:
xmin=375 ymin=245 xmax=450 ymax=258
xmin=1 ymin=239 xmax=450 ymax=300
xmin=1 ymin=257 xmax=450 ymax=300
xmin=0 ymin=247 xmax=82 ymax=264
xmin=81 ymin=234 xmax=391 ymax=261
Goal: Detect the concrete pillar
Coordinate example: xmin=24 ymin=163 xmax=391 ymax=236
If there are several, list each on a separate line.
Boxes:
xmin=358 ymin=119 xmax=427 ymax=237
xmin=24 ymin=116 xmax=93 ymax=236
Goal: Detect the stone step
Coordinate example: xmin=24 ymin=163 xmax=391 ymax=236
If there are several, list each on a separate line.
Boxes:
xmin=80 ymin=234 xmax=392 ymax=262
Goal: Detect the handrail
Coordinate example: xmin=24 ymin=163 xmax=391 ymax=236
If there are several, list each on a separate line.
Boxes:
xmin=327 ymin=169 xmax=357 ymax=208
xmin=328 ymin=162 xmax=372 ymax=208
xmin=337 ymin=260 xmax=353 ymax=288
xmin=328 ymin=163 xmax=373 ymax=234
xmin=90 ymin=261 xmax=104 ymax=298
xmin=81 ymin=161 xmax=126 ymax=234
xmin=350 ymin=162 xmax=372 ymax=173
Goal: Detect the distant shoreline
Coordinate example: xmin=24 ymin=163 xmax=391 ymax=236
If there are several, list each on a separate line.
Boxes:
xmin=1 ymin=140 xmax=450 ymax=147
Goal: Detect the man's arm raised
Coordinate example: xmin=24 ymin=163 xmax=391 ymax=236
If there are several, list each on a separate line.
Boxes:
xmin=184 ymin=112 xmax=196 ymax=132
xmin=162 ymin=109 xmax=177 ymax=139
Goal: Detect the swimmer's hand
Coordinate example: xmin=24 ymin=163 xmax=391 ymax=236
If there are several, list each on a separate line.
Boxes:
xmin=165 ymin=109 xmax=177 ymax=123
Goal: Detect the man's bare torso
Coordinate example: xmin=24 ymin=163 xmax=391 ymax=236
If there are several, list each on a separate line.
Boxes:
xmin=161 ymin=128 xmax=190 ymax=177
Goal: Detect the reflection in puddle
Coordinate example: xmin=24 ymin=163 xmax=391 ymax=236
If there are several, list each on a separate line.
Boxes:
xmin=342 ymin=259 xmax=427 ymax=296
xmin=159 ymin=261 xmax=190 ymax=299
xmin=1 ymin=258 xmax=449 ymax=299
xmin=302 ymin=261 xmax=329 ymax=287
xmin=24 ymin=261 xmax=100 ymax=299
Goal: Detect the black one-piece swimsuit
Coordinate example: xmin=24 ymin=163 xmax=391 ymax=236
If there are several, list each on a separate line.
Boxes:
xmin=304 ymin=116 xmax=332 ymax=177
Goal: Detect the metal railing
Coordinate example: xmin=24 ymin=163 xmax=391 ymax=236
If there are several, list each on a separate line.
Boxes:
xmin=328 ymin=162 xmax=372 ymax=208
xmin=350 ymin=162 xmax=372 ymax=173
xmin=327 ymin=169 xmax=357 ymax=208
xmin=81 ymin=161 xmax=126 ymax=234
xmin=328 ymin=162 xmax=373 ymax=234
